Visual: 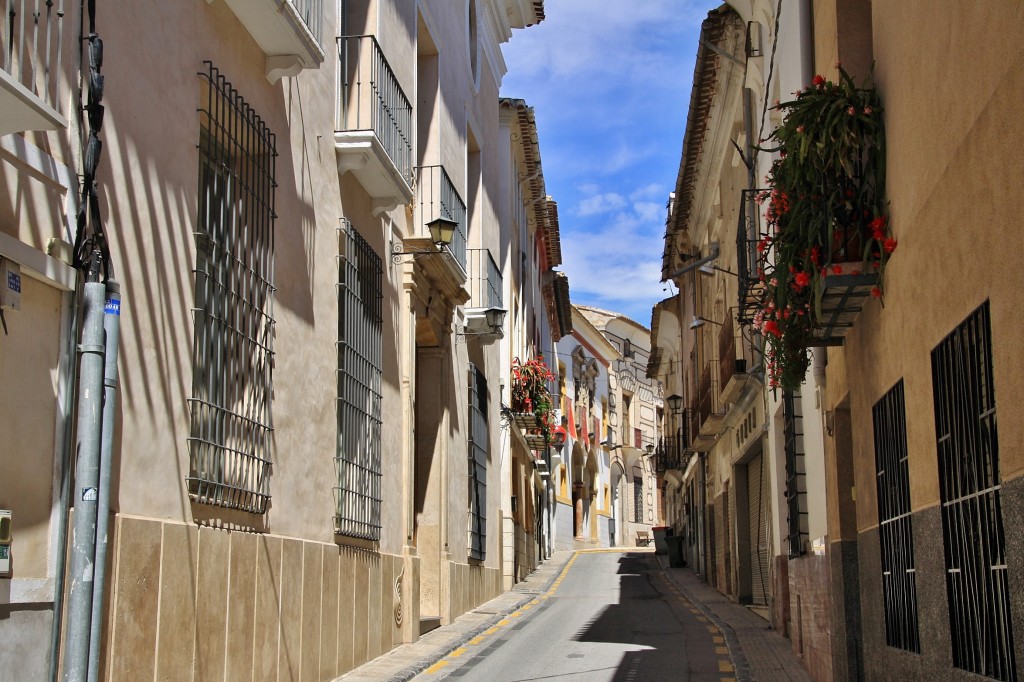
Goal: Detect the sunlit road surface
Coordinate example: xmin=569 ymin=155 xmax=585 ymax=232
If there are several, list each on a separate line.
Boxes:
xmin=414 ymin=550 xmax=736 ymax=681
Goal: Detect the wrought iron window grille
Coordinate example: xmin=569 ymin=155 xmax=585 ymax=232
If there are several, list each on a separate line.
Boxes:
xmin=873 ymin=380 xmax=921 ymax=652
xmin=783 ymin=389 xmax=807 ymax=558
xmin=932 ymin=301 xmax=1016 ymax=680
xmin=187 ymin=63 xmax=277 ymax=515
xmin=468 ymin=364 xmax=489 ymax=561
xmin=334 ymin=219 xmax=384 ymax=541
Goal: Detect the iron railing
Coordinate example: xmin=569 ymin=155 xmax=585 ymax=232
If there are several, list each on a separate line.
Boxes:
xmin=415 ymin=164 xmax=467 ymax=272
xmin=466 ymin=248 xmax=502 ymax=310
xmin=188 ymin=63 xmax=277 ymax=515
xmin=783 ymin=389 xmax=808 ymax=559
xmin=872 ymin=380 xmax=921 ymax=652
xmin=293 ymin=0 xmax=323 ymax=46
xmin=655 ymin=430 xmax=692 ymax=473
xmin=1 ymin=0 xmax=65 ymax=122
xmin=336 ymin=35 xmax=413 ymax=186
xmin=932 ymin=301 xmax=1016 ymax=681
xmin=736 ymin=189 xmax=766 ymax=326
xmin=334 ymin=219 xmax=383 ymax=540
xmin=696 ymin=360 xmax=723 ymax=428
xmin=468 ymin=364 xmax=489 ymax=561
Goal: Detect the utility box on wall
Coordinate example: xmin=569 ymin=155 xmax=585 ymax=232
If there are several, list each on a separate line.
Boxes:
xmin=0 ymin=510 xmax=11 ymax=576
xmin=0 ymin=258 xmax=22 ymax=311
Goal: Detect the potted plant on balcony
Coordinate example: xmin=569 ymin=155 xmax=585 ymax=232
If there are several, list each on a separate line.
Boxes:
xmin=754 ymin=67 xmax=896 ymax=390
xmin=510 ymin=355 xmax=555 ymax=445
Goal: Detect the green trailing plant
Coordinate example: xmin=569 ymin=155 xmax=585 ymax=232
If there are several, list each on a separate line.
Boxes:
xmin=755 ymin=67 xmax=896 ymax=390
xmin=509 ymin=355 xmax=555 ymax=445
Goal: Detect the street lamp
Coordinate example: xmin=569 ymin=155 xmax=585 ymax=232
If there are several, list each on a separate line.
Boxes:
xmin=667 ymin=394 xmax=683 ymax=415
xmin=392 ymin=216 xmax=459 ymax=262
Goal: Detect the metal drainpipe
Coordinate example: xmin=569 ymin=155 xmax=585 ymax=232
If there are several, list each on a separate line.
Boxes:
xmin=48 ymin=275 xmax=83 ymax=682
xmin=86 ymin=279 xmax=120 ymax=682
xmin=63 ymin=273 xmax=106 ymax=682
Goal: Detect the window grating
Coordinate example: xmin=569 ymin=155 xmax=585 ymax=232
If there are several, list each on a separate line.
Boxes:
xmin=633 ymin=477 xmax=643 ymax=524
xmin=334 ymin=219 xmax=383 ymax=540
xmin=932 ymin=301 xmax=1016 ymax=680
xmin=783 ymin=388 xmax=808 ymax=558
xmin=468 ymin=364 xmax=488 ymax=561
xmin=873 ymin=380 xmax=921 ymax=652
xmin=187 ymin=62 xmax=277 ymax=514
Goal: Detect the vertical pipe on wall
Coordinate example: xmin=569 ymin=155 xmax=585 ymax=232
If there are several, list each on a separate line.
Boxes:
xmin=62 ymin=277 xmax=106 ymax=682
xmin=86 ymin=279 xmax=120 ymax=682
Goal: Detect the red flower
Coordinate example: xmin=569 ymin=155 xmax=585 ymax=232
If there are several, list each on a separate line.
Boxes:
xmin=871 ymin=287 xmax=882 ymax=298
xmin=794 ymin=271 xmax=811 ymax=289
xmin=763 ymin=320 xmax=782 ymax=337
xmin=812 ymin=74 xmax=825 ymax=87
xmin=883 ymin=237 xmax=898 ymax=253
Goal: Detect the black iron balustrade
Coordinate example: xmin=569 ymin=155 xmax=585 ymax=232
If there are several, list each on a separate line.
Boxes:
xmin=736 ymin=188 xmax=766 ymax=326
xmin=415 ymin=165 xmax=467 ymax=272
xmin=336 ymin=35 xmax=413 ymax=186
xmin=466 ymin=248 xmax=502 ymax=310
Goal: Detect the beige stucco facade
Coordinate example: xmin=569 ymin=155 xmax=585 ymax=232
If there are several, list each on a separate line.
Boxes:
xmin=0 ymin=1 xmax=553 ymax=680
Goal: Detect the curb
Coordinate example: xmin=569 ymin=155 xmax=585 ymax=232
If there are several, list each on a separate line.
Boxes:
xmin=656 ymin=555 xmax=753 ymax=682
xmin=378 ymin=551 xmax=578 ymax=682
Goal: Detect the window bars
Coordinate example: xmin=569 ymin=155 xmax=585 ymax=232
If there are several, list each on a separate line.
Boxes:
xmin=782 ymin=389 xmax=808 ymax=558
xmin=334 ymin=219 xmax=383 ymax=540
xmin=188 ymin=63 xmax=277 ymax=514
xmin=873 ymin=380 xmax=921 ymax=652
xmin=932 ymin=301 xmax=1016 ymax=680
xmin=633 ymin=477 xmax=643 ymax=524
xmin=468 ymin=364 xmax=489 ymax=561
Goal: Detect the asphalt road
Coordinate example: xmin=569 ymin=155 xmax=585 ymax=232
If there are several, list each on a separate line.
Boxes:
xmin=414 ymin=551 xmax=734 ymax=681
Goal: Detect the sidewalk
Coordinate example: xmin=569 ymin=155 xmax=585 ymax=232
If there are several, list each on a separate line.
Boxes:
xmin=657 ymin=555 xmax=813 ymax=682
xmin=335 ymin=549 xmax=813 ymax=682
xmin=333 ymin=551 xmax=575 ymax=682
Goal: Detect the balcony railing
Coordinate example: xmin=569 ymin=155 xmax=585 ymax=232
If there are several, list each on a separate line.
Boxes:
xmin=718 ymin=315 xmax=758 ymax=404
xmin=220 ymin=0 xmax=324 ymax=82
xmin=736 ymin=189 xmax=878 ymax=345
xmin=466 ymin=248 xmax=502 ymax=310
xmin=335 ymin=34 xmax=413 ymax=212
xmin=415 ymin=165 xmax=467 ymax=272
xmin=736 ymin=188 xmax=766 ymax=327
xmin=697 ymin=360 xmax=726 ymax=437
xmin=0 ymin=0 xmax=66 ymax=134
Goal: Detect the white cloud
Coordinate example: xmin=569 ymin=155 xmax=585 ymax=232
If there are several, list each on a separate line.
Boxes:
xmin=502 ymin=0 xmax=722 ymax=325
xmin=576 ymin=192 xmax=626 ymax=216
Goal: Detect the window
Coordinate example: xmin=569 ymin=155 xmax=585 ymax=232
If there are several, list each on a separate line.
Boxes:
xmin=873 ymin=380 xmax=920 ymax=652
xmin=187 ymin=63 xmax=276 ymax=514
xmin=783 ymin=389 xmax=807 ymax=557
xmin=468 ymin=364 xmax=489 ymax=560
xmin=633 ymin=476 xmax=643 ymax=523
xmin=623 ymin=338 xmax=633 ymax=359
xmin=334 ymin=220 xmax=383 ymax=540
xmin=933 ymin=301 xmax=1016 ymax=680
xmin=622 ymin=393 xmax=632 ymax=444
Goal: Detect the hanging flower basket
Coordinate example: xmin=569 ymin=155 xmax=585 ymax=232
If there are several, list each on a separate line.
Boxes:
xmin=509 ymin=355 xmax=555 ymax=446
xmin=754 ymin=67 xmax=896 ymax=390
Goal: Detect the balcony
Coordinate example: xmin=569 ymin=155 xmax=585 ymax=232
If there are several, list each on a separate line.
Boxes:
xmin=414 ymin=165 xmax=467 ymax=272
xmin=464 ymin=248 xmax=504 ymax=340
xmin=718 ymin=315 xmax=758 ymax=405
xmin=736 ymin=189 xmax=878 ymax=345
xmin=695 ymin=361 xmax=726 ymax=446
xmin=219 ymin=0 xmax=325 ymax=82
xmin=335 ymin=34 xmax=414 ymax=215
xmin=1 ymin=0 xmax=67 ymax=134
xmin=655 ymin=430 xmax=692 ymax=474
xmin=736 ymin=189 xmax=766 ymax=327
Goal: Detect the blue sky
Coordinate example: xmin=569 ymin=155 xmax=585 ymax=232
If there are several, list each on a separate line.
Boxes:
xmin=500 ymin=1 xmax=722 ymax=327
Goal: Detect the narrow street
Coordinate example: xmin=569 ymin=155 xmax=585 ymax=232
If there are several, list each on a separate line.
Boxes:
xmin=414 ymin=551 xmax=732 ymax=681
